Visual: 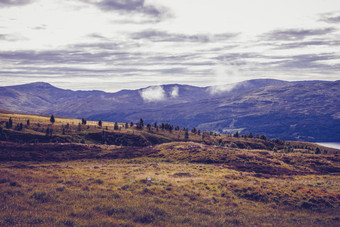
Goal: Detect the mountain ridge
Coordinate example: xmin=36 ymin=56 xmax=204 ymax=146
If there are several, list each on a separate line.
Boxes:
xmin=0 ymin=79 xmax=339 ymax=142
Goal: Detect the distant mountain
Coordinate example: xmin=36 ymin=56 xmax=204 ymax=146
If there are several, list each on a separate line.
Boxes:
xmin=0 ymin=79 xmax=339 ymax=142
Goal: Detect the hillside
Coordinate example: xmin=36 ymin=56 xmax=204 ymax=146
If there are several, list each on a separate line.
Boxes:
xmin=0 ymin=79 xmax=339 ymax=141
xmin=0 ymin=112 xmax=339 ymax=226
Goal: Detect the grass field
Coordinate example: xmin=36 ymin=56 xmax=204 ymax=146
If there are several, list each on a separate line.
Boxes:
xmin=0 ymin=111 xmax=339 ymax=226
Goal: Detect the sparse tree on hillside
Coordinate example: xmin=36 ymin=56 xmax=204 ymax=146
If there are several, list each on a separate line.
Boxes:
xmin=125 ymin=122 xmax=129 ymax=129
xmin=130 ymin=121 xmax=134 ymax=127
xmin=315 ymin=147 xmax=321 ymax=154
xmin=27 ymin=119 xmax=30 ymax=127
xmin=191 ymin=127 xmax=197 ymax=134
xmin=260 ymin=135 xmax=267 ymax=140
xmin=139 ymin=118 xmax=144 ymax=128
xmin=248 ymin=132 xmax=253 ymax=138
xmin=82 ymin=118 xmax=87 ymax=125
xmin=6 ymin=117 xmax=13 ymax=129
xmin=114 ymin=122 xmax=119 ymax=130
xmin=233 ymin=131 xmax=239 ymax=138
xmin=185 ymin=130 xmax=189 ymax=140
xmin=50 ymin=115 xmax=55 ymax=124
xmin=98 ymin=120 xmax=102 ymax=127
xmin=147 ymin=123 xmax=152 ymax=132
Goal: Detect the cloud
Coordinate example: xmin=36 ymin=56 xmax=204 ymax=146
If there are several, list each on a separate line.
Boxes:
xmin=263 ymin=28 xmax=336 ymax=41
xmin=139 ymin=85 xmax=166 ymax=102
xmin=272 ymin=40 xmax=340 ymax=50
xmin=0 ymin=33 xmax=27 ymax=42
xmin=320 ymin=12 xmax=340 ymax=24
xmin=131 ymin=29 xmax=238 ymax=43
xmin=207 ymin=62 xmax=244 ymax=95
xmin=82 ymin=0 xmax=172 ymax=20
xmin=0 ymin=0 xmax=33 ymax=7
xmin=274 ymin=53 xmax=340 ymax=70
xmin=170 ymin=86 xmax=179 ymax=98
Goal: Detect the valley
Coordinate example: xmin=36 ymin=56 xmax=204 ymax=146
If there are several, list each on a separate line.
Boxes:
xmin=0 ymin=110 xmax=339 ymax=226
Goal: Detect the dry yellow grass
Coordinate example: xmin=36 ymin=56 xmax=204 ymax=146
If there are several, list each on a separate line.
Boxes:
xmin=1 ymin=112 xmax=339 ymax=226
xmin=0 ymin=159 xmax=339 ymax=226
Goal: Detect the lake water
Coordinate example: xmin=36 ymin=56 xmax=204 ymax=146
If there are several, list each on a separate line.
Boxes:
xmin=316 ymin=142 xmax=340 ymax=150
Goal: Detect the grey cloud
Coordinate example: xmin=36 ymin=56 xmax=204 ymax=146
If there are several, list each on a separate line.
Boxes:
xmin=273 ymin=40 xmax=340 ymax=50
xmin=0 ymin=49 xmax=142 ymax=65
xmin=131 ymin=30 xmax=238 ymax=43
xmin=83 ymin=0 xmax=172 ymax=20
xmin=0 ymin=33 xmax=27 ymax=41
xmin=263 ymin=28 xmax=336 ymax=41
xmin=265 ymin=53 xmax=340 ymax=73
xmin=320 ymin=14 xmax=340 ymax=23
xmin=0 ymin=0 xmax=33 ymax=7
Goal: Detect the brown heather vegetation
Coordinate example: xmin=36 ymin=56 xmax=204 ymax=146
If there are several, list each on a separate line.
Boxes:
xmin=0 ymin=111 xmax=339 ymax=226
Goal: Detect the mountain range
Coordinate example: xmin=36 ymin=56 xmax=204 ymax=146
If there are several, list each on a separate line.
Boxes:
xmin=0 ymin=79 xmax=339 ymax=142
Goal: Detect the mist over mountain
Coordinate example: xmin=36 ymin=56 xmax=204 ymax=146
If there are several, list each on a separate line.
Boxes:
xmin=0 ymin=79 xmax=339 ymax=142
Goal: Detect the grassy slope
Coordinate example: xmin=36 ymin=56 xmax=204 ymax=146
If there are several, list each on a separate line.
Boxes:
xmin=0 ymin=112 xmax=339 ymax=226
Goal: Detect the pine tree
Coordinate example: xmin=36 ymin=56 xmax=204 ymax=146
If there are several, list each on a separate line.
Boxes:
xmin=82 ymin=118 xmax=87 ymax=125
xmin=98 ymin=120 xmax=102 ymax=127
xmin=8 ymin=117 xmax=13 ymax=128
xmin=114 ymin=122 xmax=119 ymax=130
xmin=191 ymin=127 xmax=197 ymax=134
xmin=185 ymin=130 xmax=189 ymax=140
xmin=27 ymin=119 xmax=30 ymax=127
xmin=50 ymin=115 xmax=55 ymax=124
xmin=315 ymin=147 xmax=321 ymax=154
xmin=139 ymin=118 xmax=144 ymax=128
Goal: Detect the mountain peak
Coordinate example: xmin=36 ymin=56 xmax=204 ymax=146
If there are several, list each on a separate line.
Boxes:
xmin=26 ymin=82 xmax=54 ymax=88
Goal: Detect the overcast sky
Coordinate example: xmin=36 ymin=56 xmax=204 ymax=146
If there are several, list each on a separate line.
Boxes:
xmin=1 ymin=0 xmax=340 ymax=92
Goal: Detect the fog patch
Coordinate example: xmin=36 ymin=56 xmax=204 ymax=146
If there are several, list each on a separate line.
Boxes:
xmin=170 ymin=86 xmax=179 ymax=98
xmin=140 ymin=85 xmax=166 ymax=102
xmin=207 ymin=62 xmax=244 ymax=95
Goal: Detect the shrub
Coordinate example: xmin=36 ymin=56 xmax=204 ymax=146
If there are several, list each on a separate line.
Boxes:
xmin=133 ymin=212 xmax=155 ymax=224
xmin=30 ymin=191 xmax=51 ymax=203
xmin=94 ymin=179 xmax=104 ymax=184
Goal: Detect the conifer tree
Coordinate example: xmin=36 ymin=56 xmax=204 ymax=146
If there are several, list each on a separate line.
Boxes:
xmin=139 ymin=118 xmax=144 ymax=128
xmin=185 ymin=130 xmax=189 ymax=140
xmin=114 ymin=122 xmax=119 ymax=130
xmin=98 ymin=120 xmax=102 ymax=127
xmin=50 ymin=115 xmax=55 ymax=124
xmin=8 ymin=117 xmax=13 ymax=128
